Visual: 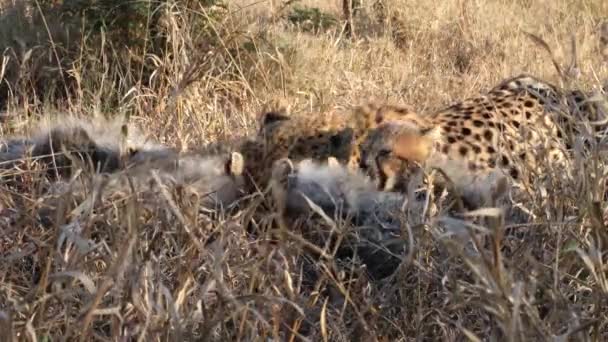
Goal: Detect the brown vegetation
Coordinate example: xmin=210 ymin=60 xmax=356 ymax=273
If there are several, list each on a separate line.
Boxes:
xmin=1 ymin=0 xmax=608 ymax=340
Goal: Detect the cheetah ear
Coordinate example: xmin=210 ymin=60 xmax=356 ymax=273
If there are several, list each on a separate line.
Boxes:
xmin=419 ymin=125 xmax=441 ymax=141
xmin=352 ymin=103 xmax=383 ymax=127
xmin=259 ymin=111 xmax=290 ymax=127
xmin=270 ymin=158 xmax=295 ymax=213
xmin=271 ymin=158 xmax=295 ymax=182
xmin=327 ymin=157 xmax=341 ymax=168
xmin=260 ymin=98 xmax=290 ymax=119
xmin=225 ymin=152 xmax=244 ymax=176
xmin=374 ymin=105 xmax=409 ymax=125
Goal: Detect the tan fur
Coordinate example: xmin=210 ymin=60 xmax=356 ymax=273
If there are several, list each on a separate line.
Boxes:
xmin=391 ymin=132 xmax=435 ymax=163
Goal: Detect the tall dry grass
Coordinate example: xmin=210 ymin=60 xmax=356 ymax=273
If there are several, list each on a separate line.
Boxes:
xmin=1 ymin=0 xmax=608 ymax=340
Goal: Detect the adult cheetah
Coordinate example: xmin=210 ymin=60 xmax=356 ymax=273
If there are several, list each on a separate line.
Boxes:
xmin=356 ymin=74 xmax=604 ymax=205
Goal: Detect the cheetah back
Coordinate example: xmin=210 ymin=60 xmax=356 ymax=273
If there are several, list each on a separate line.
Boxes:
xmin=358 ymin=86 xmax=570 ymax=193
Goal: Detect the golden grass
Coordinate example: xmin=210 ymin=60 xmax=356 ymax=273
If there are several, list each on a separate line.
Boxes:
xmin=1 ymin=0 xmax=608 ymax=340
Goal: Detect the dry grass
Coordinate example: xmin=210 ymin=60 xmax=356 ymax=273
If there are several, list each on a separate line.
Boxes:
xmin=1 ymin=0 xmax=608 ymax=340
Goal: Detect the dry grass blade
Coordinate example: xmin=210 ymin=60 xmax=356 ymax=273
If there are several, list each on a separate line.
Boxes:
xmin=79 ymin=197 xmax=139 ymax=341
xmin=320 ymin=296 xmax=329 ymax=342
xmin=0 ymin=311 xmax=14 ymax=342
xmin=150 ymin=170 xmax=205 ymax=253
xmin=462 ymin=207 xmax=504 ymax=218
xmin=523 ymin=31 xmax=565 ymax=81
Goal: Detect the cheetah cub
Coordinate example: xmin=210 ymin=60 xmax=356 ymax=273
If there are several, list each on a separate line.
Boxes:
xmin=42 ymin=150 xmax=245 ymax=226
xmin=269 ymin=156 xmax=425 ymax=279
xmin=0 ymin=115 xmax=173 ymax=180
xmin=89 ymin=150 xmax=246 ymax=211
xmin=270 ymin=157 xmax=406 ymax=222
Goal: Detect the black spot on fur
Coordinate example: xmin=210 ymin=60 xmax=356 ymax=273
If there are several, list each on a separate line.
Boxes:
xmin=442 ymin=145 xmax=450 ymax=153
xmin=511 ymin=121 xmax=520 ymax=129
xmin=524 ymin=100 xmax=535 ymax=108
xmin=328 ymin=128 xmax=354 ymax=158
xmin=461 ymin=127 xmax=472 ymax=136
xmin=474 ymin=134 xmax=481 ymax=141
xmin=447 ymin=136 xmax=456 ymax=143
xmin=482 ymin=113 xmax=492 ymax=119
xmin=473 ymin=120 xmax=484 ymax=127
xmin=329 ymin=129 xmax=353 ymax=146
xmin=525 ymin=111 xmax=532 ymax=119
xmin=483 ymin=130 xmax=493 ymax=141
xmin=459 ymin=146 xmax=468 ymax=156
xmin=394 ymin=107 xmax=411 ymax=115
xmin=472 ymin=145 xmax=481 ymax=153
xmin=487 ymin=146 xmax=495 ymax=154
xmin=509 ymin=167 xmax=519 ymax=179
xmin=500 ymin=155 xmax=510 ymax=166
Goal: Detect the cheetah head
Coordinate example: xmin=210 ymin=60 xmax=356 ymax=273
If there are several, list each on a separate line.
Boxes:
xmin=256 ymin=108 xmax=356 ymax=164
xmin=359 ymin=116 xmax=441 ymax=191
xmin=346 ymin=102 xmax=424 ymax=168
